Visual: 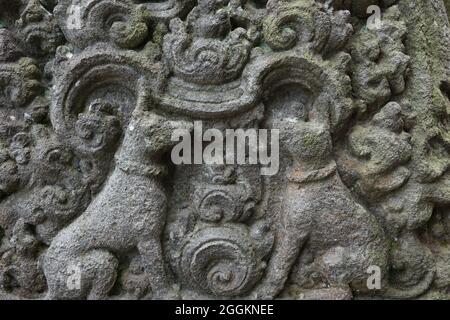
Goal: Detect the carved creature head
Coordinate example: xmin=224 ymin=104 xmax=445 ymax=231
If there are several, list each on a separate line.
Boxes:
xmin=117 ymin=111 xmax=193 ymax=171
xmin=264 ymin=82 xmax=333 ymax=168
xmin=16 ymin=0 xmax=64 ymax=56
xmin=188 ymin=0 xmax=233 ymax=39
xmin=74 ymin=101 xmax=121 ymax=155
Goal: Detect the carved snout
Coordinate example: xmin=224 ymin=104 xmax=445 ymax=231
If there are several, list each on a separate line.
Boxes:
xmin=128 ymin=113 xmax=193 ymax=155
xmin=272 ymin=119 xmax=332 ymax=164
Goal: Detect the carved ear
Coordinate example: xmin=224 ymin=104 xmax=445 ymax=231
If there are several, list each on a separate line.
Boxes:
xmin=348 ymin=128 xmax=373 ymax=158
xmin=372 ymin=102 xmax=403 ymax=132
xmin=322 ymin=9 xmax=353 ymax=54
xmin=168 ymin=17 xmax=184 ymax=33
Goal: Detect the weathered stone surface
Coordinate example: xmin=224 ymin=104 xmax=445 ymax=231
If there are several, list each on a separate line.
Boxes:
xmin=0 ymin=0 xmax=449 ymax=300
xmin=445 ymin=0 xmax=450 ymax=19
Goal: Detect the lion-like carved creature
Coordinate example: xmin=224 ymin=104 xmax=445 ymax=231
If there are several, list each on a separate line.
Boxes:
xmin=43 ymin=110 xmax=192 ymax=299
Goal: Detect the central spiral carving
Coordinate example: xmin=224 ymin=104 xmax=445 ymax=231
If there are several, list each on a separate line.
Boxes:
xmin=179 ymin=226 xmax=261 ymax=297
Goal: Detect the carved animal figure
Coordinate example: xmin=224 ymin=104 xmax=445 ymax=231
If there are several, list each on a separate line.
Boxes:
xmin=43 ymin=111 xmax=192 ymax=299
xmin=253 ymin=114 xmax=388 ymax=299
xmin=254 ymin=98 xmax=434 ymax=299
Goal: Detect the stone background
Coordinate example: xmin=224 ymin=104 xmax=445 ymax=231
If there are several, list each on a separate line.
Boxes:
xmin=0 ymin=0 xmax=449 ymax=300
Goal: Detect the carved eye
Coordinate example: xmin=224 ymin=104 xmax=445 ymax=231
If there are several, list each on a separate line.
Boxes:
xmin=75 ymin=119 xmax=95 ymax=139
xmin=10 ymin=148 xmax=31 ymax=165
xmin=12 ymin=132 xmax=31 ymax=147
xmin=46 ymin=148 xmax=72 ymax=165
xmin=290 ymin=101 xmax=309 ymax=122
xmin=242 ymin=200 xmax=256 ymax=220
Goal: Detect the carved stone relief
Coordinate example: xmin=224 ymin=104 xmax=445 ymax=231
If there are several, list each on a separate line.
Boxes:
xmin=0 ymin=0 xmax=449 ymax=300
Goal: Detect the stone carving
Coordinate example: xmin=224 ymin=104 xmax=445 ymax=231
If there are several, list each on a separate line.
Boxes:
xmin=16 ymin=0 xmax=64 ymax=56
xmin=44 ymin=111 xmax=192 ymax=299
xmin=263 ymin=0 xmax=352 ymax=53
xmin=0 ymin=30 xmax=42 ymax=110
xmin=54 ymin=0 xmax=149 ymax=49
xmin=0 ymin=0 xmax=450 ymax=300
xmin=163 ymin=0 xmax=257 ymax=85
xmin=348 ymin=5 xmax=409 ymax=112
xmin=168 ymin=164 xmax=273 ymax=298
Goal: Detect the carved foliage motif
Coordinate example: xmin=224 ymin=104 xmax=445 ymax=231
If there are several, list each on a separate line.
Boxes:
xmin=0 ymin=0 xmax=450 ymax=300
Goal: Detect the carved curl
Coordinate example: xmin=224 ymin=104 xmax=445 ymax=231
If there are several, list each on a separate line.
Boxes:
xmin=54 ymin=0 xmax=149 ymax=49
xmin=179 ymin=225 xmax=265 ymax=297
xmin=263 ymin=0 xmax=352 ymax=54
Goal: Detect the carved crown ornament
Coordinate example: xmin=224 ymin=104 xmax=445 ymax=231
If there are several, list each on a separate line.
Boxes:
xmin=0 ymin=0 xmax=450 ymax=300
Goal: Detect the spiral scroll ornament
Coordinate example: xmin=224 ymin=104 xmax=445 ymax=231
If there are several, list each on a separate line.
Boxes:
xmin=179 ymin=225 xmax=263 ymax=297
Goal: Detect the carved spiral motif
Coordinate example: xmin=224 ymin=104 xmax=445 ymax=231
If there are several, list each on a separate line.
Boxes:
xmin=0 ymin=0 xmax=447 ymax=301
xmin=55 ymin=0 xmax=148 ymax=49
xmin=179 ymin=226 xmax=260 ymax=297
xmin=196 ymin=186 xmax=255 ymax=223
xmin=33 ymin=185 xmax=88 ymax=221
xmin=263 ymin=9 xmax=314 ymax=51
xmin=50 ymin=47 xmax=155 ymax=152
xmin=175 ymin=40 xmax=247 ymax=82
xmin=164 ymin=19 xmax=253 ymax=85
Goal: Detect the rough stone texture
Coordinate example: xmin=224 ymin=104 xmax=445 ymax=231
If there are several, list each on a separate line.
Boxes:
xmin=446 ymin=0 xmax=450 ymax=19
xmin=0 ymin=0 xmax=449 ymax=300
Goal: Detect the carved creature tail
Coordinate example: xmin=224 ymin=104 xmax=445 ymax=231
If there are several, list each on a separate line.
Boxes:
xmin=383 ymin=269 xmax=435 ymax=299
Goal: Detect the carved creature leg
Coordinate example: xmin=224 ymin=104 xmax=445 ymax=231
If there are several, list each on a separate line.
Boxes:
xmin=84 ymin=250 xmax=119 ymax=300
xmin=44 ymin=240 xmax=80 ymax=299
xmin=45 ymin=246 xmax=118 ymax=300
xmin=138 ymin=238 xmax=178 ymax=299
xmin=252 ymin=229 xmax=309 ymax=299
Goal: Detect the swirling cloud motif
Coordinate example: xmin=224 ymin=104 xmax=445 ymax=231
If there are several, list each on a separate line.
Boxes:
xmin=163 ymin=1 xmax=256 ymax=85
xmin=263 ymin=0 xmax=352 ymax=53
xmin=54 ymin=0 xmax=197 ymax=49
xmin=54 ymin=0 xmax=148 ymax=49
xmin=179 ymin=226 xmax=265 ymax=297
